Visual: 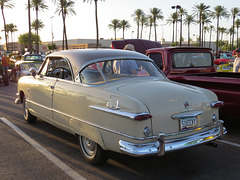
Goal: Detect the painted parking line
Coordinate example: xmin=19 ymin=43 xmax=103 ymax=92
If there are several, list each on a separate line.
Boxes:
xmin=217 ymin=139 xmax=240 ymax=148
xmin=0 ymin=117 xmax=86 ymax=180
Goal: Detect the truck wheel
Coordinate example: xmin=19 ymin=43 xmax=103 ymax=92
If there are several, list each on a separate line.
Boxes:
xmin=78 ymin=135 xmax=108 ymax=165
xmin=3 ymin=74 xmax=9 ymax=86
xmin=23 ymin=96 xmax=37 ymax=123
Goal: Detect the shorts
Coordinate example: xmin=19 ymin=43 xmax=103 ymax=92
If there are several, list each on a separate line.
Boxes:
xmin=3 ymin=66 xmax=8 ymax=71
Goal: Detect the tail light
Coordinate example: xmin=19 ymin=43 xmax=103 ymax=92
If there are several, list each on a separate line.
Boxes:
xmin=133 ymin=113 xmax=152 ymax=120
xmin=211 ymin=101 xmax=224 ymax=108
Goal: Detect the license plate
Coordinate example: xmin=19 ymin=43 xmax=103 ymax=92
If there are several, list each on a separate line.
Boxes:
xmin=180 ymin=117 xmax=197 ymax=131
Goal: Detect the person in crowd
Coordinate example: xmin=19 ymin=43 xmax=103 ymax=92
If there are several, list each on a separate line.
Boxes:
xmin=113 ymin=44 xmax=138 ymax=75
xmin=1 ymin=53 xmax=10 ymax=75
xmin=233 ymin=48 xmax=240 ymax=73
xmin=9 ymin=64 xmax=20 ymax=82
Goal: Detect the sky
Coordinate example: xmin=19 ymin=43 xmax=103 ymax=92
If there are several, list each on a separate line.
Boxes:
xmin=1 ymin=0 xmax=240 ymax=45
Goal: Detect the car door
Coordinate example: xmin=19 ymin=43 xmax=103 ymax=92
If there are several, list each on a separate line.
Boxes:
xmin=28 ymin=57 xmax=58 ymax=124
xmin=50 ymin=57 xmax=74 ymax=132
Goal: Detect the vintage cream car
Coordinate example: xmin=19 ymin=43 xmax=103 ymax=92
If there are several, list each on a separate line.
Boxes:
xmin=16 ymin=49 xmax=226 ymax=165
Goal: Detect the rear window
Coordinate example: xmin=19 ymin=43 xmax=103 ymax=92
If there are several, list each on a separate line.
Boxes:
xmin=172 ymin=52 xmax=212 ymax=68
xmin=23 ymin=55 xmax=42 ymax=61
xmin=79 ymin=59 xmax=163 ymax=85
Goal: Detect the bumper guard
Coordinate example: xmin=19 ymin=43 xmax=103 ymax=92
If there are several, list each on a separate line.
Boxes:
xmin=119 ymin=121 xmax=226 ymax=157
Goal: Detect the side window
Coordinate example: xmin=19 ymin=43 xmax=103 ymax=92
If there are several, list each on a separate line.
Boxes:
xmin=39 ymin=57 xmax=72 ymax=80
xmin=148 ymin=53 xmax=163 ymax=70
xmin=80 ymin=63 xmax=105 ymax=84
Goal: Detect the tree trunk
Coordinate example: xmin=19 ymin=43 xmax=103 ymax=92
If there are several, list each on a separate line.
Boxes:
xmin=149 ymin=25 xmax=152 ymax=40
xmin=237 ymin=27 xmax=239 ymax=48
xmin=28 ymin=0 xmax=32 ymax=51
xmin=172 ymin=23 xmax=175 ymax=43
xmin=180 ymin=16 xmax=182 ymax=46
xmin=216 ymin=18 xmax=219 ymax=52
xmin=188 ymin=24 xmax=190 ymax=47
xmin=232 ymin=18 xmax=235 ymax=51
xmin=1 ymin=10 xmax=8 ymax=51
xmin=209 ymin=30 xmax=212 ymax=48
xmin=199 ymin=15 xmax=201 ymax=47
xmin=36 ymin=7 xmax=39 ymax=51
xmin=95 ymin=0 xmax=99 ymax=48
xmin=61 ymin=0 xmax=64 ymax=50
xmin=154 ymin=22 xmax=157 ymax=41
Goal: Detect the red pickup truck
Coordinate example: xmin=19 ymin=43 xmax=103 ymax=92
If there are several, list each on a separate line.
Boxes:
xmin=112 ymin=40 xmax=240 ymax=120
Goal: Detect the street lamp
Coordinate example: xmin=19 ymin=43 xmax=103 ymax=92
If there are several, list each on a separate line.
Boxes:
xmin=172 ymin=5 xmax=181 ymax=45
xmin=160 ymin=24 xmax=166 ymax=44
xmin=51 ymin=16 xmax=54 ymax=50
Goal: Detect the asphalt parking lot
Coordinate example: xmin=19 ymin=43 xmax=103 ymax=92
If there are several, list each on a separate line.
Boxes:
xmin=0 ymin=83 xmax=240 ymax=180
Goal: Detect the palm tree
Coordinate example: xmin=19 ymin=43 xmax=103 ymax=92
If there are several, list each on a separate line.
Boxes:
xmin=52 ymin=0 xmax=64 ymax=49
xmin=55 ymin=0 xmax=76 ymax=50
xmin=28 ymin=0 xmax=32 ymax=51
xmin=166 ymin=13 xmax=177 ymax=44
xmin=83 ymin=0 xmax=104 ymax=48
xmin=211 ymin=5 xmax=229 ymax=52
xmin=218 ymin=27 xmax=227 ymax=41
xmin=119 ymin=20 xmax=130 ymax=39
xmin=132 ymin=9 xmax=144 ymax=39
xmin=31 ymin=19 xmax=44 ymax=32
xmin=230 ymin=7 xmax=240 ymax=51
xmin=208 ymin=25 xmax=214 ymax=48
xmin=179 ymin=8 xmax=187 ymax=46
xmin=192 ymin=3 xmax=210 ymax=47
xmin=201 ymin=13 xmax=211 ymax=47
xmin=108 ymin=19 xmax=120 ymax=40
xmin=228 ymin=27 xmax=234 ymax=50
xmin=150 ymin=7 xmax=163 ymax=41
xmin=7 ymin=23 xmax=17 ymax=51
xmin=203 ymin=26 xmax=209 ymax=47
xmin=235 ymin=19 xmax=240 ymax=48
xmin=30 ymin=0 xmax=48 ymax=51
xmin=0 ymin=0 xmax=14 ymax=51
xmin=2 ymin=24 xmax=10 ymax=45
xmin=184 ymin=14 xmax=195 ymax=46
xmin=140 ymin=13 xmax=147 ymax=39
xmin=147 ymin=15 xmax=154 ymax=40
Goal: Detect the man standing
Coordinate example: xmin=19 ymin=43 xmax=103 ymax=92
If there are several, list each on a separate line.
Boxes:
xmin=233 ymin=48 xmax=240 ymax=73
xmin=1 ymin=53 xmax=10 ymax=75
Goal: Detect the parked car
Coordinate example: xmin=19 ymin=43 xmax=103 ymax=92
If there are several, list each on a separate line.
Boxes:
xmin=113 ymin=39 xmax=240 ymax=120
xmin=9 ymin=60 xmax=42 ymax=82
xmin=214 ymin=56 xmax=235 ymax=66
xmin=15 ymin=49 xmax=226 ymax=165
xmin=10 ymin=54 xmax=22 ymax=63
xmin=21 ymin=54 xmax=43 ymax=62
xmin=216 ymin=61 xmax=233 ymax=72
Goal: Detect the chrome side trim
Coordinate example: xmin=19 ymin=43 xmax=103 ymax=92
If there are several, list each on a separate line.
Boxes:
xmin=24 ymin=99 xmax=226 ymax=144
xmin=89 ymin=105 xmax=150 ymax=120
xmin=25 ymin=99 xmax=157 ymax=141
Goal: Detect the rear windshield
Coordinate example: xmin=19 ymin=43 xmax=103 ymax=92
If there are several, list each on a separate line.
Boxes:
xmin=79 ymin=59 xmax=164 ymax=85
xmin=172 ymin=52 xmax=212 ymax=68
xmin=23 ymin=55 xmax=42 ymax=61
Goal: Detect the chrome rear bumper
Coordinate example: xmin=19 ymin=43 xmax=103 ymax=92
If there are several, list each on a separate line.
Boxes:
xmin=119 ymin=121 xmax=226 ymax=157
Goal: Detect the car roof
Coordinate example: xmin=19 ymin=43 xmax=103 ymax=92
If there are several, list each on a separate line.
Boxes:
xmin=48 ymin=49 xmax=152 ymax=75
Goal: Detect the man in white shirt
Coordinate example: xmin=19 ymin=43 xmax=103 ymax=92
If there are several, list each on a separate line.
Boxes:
xmin=113 ymin=44 xmax=138 ymax=75
xmin=233 ymin=48 xmax=240 ymax=72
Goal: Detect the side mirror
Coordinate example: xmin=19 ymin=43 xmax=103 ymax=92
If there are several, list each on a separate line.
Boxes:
xmin=29 ymin=67 xmax=37 ymax=78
